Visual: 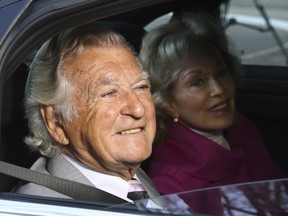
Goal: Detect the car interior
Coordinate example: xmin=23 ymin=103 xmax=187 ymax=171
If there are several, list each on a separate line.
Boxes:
xmin=1 ymin=0 xmax=288 ymax=196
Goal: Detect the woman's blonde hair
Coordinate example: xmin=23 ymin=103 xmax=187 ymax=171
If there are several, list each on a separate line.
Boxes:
xmin=140 ymin=13 xmax=243 ymax=143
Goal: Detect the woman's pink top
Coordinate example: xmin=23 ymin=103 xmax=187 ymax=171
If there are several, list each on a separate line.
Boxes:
xmin=148 ymin=113 xmax=286 ymax=194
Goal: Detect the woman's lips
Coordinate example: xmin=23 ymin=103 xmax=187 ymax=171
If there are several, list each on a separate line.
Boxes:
xmin=208 ymin=100 xmax=230 ymax=115
xmin=208 ymin=101 xmax=230 ymax=113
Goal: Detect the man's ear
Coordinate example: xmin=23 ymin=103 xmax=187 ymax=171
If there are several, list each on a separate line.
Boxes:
xmin=40 ymin=105 xmax=69 ymax=145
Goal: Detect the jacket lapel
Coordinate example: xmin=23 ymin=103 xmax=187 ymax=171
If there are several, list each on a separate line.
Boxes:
xmin=47 ymin=153 xmax=94 ymax=186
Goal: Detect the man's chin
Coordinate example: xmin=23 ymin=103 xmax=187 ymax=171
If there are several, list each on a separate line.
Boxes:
xmin=125 ymin=155 xmax=150 ymax=167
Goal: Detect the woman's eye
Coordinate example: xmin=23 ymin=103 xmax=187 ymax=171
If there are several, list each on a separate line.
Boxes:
xmin=191 ymin=79 xmax=203 ymax=87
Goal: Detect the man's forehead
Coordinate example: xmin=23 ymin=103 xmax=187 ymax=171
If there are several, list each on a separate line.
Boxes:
xmin=66 ymin=45 xmax=134 ymax=70
xmin=94 ymin=71 xmax=149 ymax=86
xmin=64 ymin=46 xmax=148 ymax=85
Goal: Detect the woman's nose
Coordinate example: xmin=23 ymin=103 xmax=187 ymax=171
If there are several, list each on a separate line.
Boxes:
xmin=121 ymin=91 xmax=145 ymax=119
xmin=209 ymin=79 xmax=224 ymax=97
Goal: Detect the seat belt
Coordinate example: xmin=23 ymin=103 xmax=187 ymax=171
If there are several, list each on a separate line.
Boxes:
xmin=0 ymin=161 xmax=127 ymax=205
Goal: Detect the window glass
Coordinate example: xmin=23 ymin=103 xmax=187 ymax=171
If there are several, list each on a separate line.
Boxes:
xmin=222 ymin=0 xmax=288 ymax=66
xmin=145 ymin=0 xmax=288 ymax=67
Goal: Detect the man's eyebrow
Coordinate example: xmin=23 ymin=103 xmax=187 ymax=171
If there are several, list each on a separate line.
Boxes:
xmin=134 ymin=71 xmax=149 ymax=83
xmin=89 ymin=71 xmax=149 ymax=94
xmin=96 ymin=77 xmax=116 ymax=85
xmin=87 ymin=77 xmax=116 ymax=102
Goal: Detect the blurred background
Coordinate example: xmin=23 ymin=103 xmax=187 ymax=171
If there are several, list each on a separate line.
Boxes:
xmin=224 ymin=0 xmax=288 ymax=66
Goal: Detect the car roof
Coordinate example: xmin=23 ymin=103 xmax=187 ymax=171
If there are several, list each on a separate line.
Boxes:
xmin=0 ymin=0 xmax=224 ymax=87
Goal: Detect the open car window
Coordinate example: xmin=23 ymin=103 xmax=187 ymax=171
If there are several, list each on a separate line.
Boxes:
xmin=119 ymin=178 xmax=288 ymax=215
xmin=145 ymin=0 xmax=288 ymax=67
xmin=1 ymin=178 xmax=288 ymax=215
xmin=223 ymin=0 xmax=288 ymax=66
xmin=1 ymin=0 xmax=288 ymax=215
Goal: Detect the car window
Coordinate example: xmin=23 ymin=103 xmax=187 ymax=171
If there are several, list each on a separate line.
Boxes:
xmin=222 ymin=0 xmax=288 ymax=66
xmin=1 ymin=0 xmax=288 ymax=215
xmin=3 ymin=178 xmax=287 ymax=215
xmin=119 ymin=178 xmax=288 ymax=215
xmin=145 ymin=0 xmax=288 ymax=67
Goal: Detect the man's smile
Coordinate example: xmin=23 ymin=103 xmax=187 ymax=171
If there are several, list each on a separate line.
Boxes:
xmin=118 ymin=127 xmax=144 ymax=135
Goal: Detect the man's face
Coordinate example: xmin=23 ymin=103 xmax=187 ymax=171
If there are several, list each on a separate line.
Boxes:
xmin=62 ymin=46 xmax=156 ymax=176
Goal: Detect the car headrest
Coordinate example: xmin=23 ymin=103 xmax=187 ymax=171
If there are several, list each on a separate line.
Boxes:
xmin=103 ymin=21 xmax=146 ymax=53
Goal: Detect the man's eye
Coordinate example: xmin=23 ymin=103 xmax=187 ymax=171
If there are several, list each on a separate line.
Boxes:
xmin=101 ymin=90 xmax=116 ymax=98
xmin=135 ymin=84 xmax=150 ymax=92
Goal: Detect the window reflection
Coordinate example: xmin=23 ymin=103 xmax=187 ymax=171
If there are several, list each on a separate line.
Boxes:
xmin=126 ymin=179 xmax=288 ymax=215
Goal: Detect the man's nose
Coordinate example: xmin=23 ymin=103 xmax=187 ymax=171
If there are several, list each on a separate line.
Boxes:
xmin=121 ymin=92 xmax=145 ymax=118
xmin=209 ymin=79 xmax=224 ymax=97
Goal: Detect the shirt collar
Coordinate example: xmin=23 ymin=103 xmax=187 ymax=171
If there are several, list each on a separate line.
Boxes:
xmin=62 ymin=153 xmax=132 ymax=202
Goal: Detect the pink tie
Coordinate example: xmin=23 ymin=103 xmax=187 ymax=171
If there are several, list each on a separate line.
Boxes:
xmin=127 ymin=178 xmax=149 ymax=201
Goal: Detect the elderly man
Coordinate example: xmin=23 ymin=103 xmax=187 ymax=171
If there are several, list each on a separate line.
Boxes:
xmin=14 ymin=22 xmax=159 ymax=206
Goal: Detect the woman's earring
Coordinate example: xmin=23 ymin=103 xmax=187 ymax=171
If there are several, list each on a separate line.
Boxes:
xmin=173 ymin=117 xmax=178 ymax=123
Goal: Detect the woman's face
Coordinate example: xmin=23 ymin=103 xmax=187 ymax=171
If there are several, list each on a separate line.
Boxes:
xmin=167 ymin=45 xmax=236 ymax=131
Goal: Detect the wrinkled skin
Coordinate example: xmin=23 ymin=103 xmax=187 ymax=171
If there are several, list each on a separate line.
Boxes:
xmin=41 ymin=46 xmax=156 ymax=180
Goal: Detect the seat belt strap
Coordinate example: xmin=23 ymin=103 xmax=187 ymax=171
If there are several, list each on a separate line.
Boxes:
xmin=0 ymin=161 xmax=127 ymax=204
